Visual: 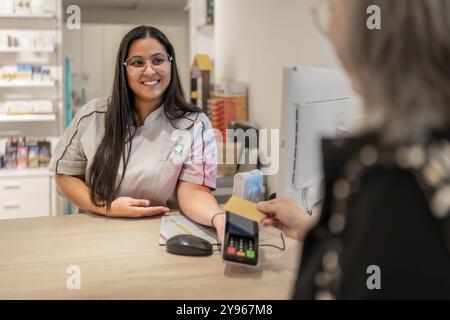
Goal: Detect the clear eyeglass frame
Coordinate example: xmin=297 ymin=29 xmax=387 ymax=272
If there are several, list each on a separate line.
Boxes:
xmin=123 ymin=54 xmax=173 ymax=77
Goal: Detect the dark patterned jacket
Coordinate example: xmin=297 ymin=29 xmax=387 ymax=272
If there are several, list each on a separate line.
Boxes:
xmin=294 ymin=129 xmax=450 ymax=300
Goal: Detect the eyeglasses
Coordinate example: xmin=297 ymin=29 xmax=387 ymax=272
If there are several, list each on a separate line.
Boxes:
xmin=123 ymin=53 xmax=173 ymax=77
xmin=311 ymin=0 xmax=332 ymax=36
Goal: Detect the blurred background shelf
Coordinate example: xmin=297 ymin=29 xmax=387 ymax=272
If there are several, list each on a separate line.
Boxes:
xmin=197 ymin=24 xmax=214 ymax=37
xmin=0 ymin=0 xmax=62 ymax=219
xmin=0 ymin=47 xmax=55 ymax=53
xmin=0 ymin=114 xmax=56 ymax=122
xmin=0 ymin=80 xmax=56 ymax=87
xmin=0 ymin=167 xmax=52 ymax=177
xmin=0 ymin=13 xmax=55 ymax=18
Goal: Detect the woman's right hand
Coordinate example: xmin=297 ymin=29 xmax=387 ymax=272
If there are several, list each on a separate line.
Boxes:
xmin=107 ymin=197 xmax=170 ymax=218
xmin=257 ymin=197 xmax=317 ymax=241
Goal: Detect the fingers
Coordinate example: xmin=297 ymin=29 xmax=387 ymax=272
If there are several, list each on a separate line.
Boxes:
xmin=129 ymin=198 xmax=150 ymax=207
xmin=261 ymin=217 xmax=275 ymax=227
xmin=137 ymin=206 xmax=170 ymax=216
xmin=261 ymin=218 xmax=284 ymax=232
xmin=257 ymin=200 xmax=281 ymax=215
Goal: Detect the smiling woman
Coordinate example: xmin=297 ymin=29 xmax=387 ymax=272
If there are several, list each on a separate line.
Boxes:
xmin=49 ymin=25 xmax=225 ymax=240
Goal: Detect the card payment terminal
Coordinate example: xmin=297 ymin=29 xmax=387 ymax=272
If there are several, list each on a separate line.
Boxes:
xmin=221 ymin=211 xmax=259 ymax=267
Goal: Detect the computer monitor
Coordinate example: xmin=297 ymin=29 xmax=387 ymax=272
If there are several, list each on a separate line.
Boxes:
xmin=278 ymin=66 xmax=355 ymax=215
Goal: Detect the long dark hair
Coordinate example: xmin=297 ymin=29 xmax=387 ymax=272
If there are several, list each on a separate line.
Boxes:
xmin=89 ymin=25 xmax=200 ymax=210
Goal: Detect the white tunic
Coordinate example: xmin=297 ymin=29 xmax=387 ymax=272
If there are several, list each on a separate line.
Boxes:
xmin=49 ymin=97 xmax=217 ymax=207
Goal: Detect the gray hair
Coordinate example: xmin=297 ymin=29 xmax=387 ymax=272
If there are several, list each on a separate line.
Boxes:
xmin=342 ymin=0 xmax=450 ymax=143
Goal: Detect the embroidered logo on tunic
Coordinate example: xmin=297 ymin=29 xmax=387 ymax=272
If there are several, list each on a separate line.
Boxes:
xmin=174 ymin=143 xmax=184 ymax=155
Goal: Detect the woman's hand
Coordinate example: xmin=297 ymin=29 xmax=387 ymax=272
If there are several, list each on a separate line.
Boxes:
xmin=107 ymin=197 xmax=170 ymax=218
xmin=257 ymin=197 xmax=317 ymax=241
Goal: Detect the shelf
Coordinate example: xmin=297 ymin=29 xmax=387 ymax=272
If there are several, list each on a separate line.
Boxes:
xmin=0 ymin=47 xmax=55 ymax=53
xmin=0 ymin=80 xmax=55 ymax=87
xmin=0 ymin=167 xmax=52 ymax=178
xmin=197 ymin=24 xmax=214 ymax=37
xmin=0 ymin=114 xmax=55 ymax=122
xmin=0 ymin=12 xmax=56 ymax=18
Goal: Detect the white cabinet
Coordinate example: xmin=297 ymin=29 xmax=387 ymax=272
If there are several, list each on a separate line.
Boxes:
xmin=0 ymin=196 xmax=50 ymax=219
xmin=0 ymin=168 xmax=55 ymax=219
xmin=0 ymin=0 xmax=62 ymax=218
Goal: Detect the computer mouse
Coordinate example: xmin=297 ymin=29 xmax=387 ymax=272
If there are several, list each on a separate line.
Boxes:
xmin=165 ymin=234 xmax=213 ymax=256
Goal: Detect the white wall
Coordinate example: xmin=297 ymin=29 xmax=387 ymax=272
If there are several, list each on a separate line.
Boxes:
xmin=188 ymin=0 xmax=215 ymax=62
xmin=63 ymin=8 xmax=190 ymax=103
xmin=214 ymin=0 xmax=321 ymax=193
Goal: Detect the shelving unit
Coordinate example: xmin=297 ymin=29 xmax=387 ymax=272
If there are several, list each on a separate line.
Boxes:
xmin=0 ymin=167 xmax=53 ymax=177
xmin=0 ymin=48 xmax=55 ymax=53
xmin=0 ymin=0 xmax=63 ymax=220
xmin=0 ymin=13 xmax=56 ymax=18
xmin=0 ymin=114 xmax=55 ymax=122
xmin=0 ymin=166 xmax=57 ymax=220
xmin=188 ymin=0 xmax=215 ymax=62
xmin=197 ymin=24 xmax=214 ymax=37
xmin=188 ymin=0 xmax=237 ymax=202
xmin=0 ymin=29 xmax=57 ymax=52
xmin=0 ymin=80 xmax=55 ymax=87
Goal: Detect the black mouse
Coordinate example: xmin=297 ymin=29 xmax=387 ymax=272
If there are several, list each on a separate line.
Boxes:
xmin=165 ymin=234 xmax=213 ymax=256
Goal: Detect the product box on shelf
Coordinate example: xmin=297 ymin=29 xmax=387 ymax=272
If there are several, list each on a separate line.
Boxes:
xmin=0 ymin=0 xmax=56 ymax=15
xmin=4 ymin=100 xmax=53 ymax=114
xmin=211 ymin=82 xmax=248 ymax=133
xmin=0 ymin=64 xmax=54 ymax=83
xmin=2 ymin=136 xmax=52 ymax=170
xmin=215 ymin=82 xmax=247 ymax=97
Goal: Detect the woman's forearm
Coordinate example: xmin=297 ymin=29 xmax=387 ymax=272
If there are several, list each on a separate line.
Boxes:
xmin=177 ymin=181 xmax=223 ymax=227
xmin=55 ymin=174 xmax=106 ymax=215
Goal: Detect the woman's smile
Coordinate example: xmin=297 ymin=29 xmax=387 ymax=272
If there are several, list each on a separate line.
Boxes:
xmin=140 ymin=78 xmax=162 ymax=89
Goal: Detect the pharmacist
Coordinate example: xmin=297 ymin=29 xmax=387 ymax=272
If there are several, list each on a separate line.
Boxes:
xmin=49 ymin=26 xmax=225 ymax=239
